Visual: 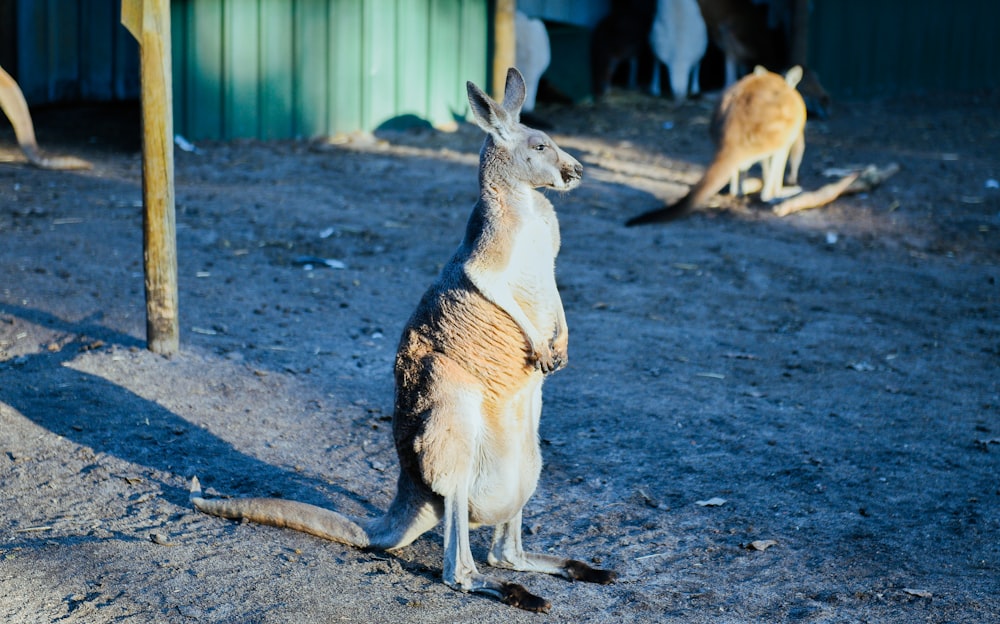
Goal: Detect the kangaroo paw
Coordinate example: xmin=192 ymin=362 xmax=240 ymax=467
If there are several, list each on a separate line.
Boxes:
xmin=501 ymin=582 xmax=551 ymax=613
xmin=528 ymin=343 xmax=556 ymax=374
xmin=548 ymin=329 xmax=568 ymax=373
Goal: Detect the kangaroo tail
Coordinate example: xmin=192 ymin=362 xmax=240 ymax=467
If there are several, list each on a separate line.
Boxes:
xmin=189 ymin=476 xmax=370 ymax=548
xmin=626 ymin=153 xmax=739 ymax=226
xmin=625 ymin=195 xmax=693 ymax=226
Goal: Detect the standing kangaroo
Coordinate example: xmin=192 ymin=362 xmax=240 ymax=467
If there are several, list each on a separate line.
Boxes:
xmin=190 ymin=68 xmax=615 ymax=612
xmin=626 ymin=65 xmax=806 ymax=225
xmin=649 ymin=0 xmax=708 ymax=101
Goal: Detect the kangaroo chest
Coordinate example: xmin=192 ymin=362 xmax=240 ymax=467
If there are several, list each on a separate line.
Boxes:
xmin=504 ymin=206 xmax=561 ymax=330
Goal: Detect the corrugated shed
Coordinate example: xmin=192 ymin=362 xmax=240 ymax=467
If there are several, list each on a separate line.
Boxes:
xmin=169 ymin=0 xmax=489 ymax=141
xmin=10 ymin=0 xmax=139 ymax=103
xmin=516 ymin=0 xmax=610 ymax=27
xmin=1 ymin=1 xmax=17 ymax=71
xmin=6 ymin=0 xmax=999 ymax=140
xmin=809 ymin=0 xmax=1000 ymax=98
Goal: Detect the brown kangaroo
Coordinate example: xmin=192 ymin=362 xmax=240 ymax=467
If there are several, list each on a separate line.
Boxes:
xmin=190 ymin=68 xmax=616 ymax=612
xmin=0 ymin=65 xmax=91 ymax=170
xmin=626 ymin=65 xmax=806 ymax=225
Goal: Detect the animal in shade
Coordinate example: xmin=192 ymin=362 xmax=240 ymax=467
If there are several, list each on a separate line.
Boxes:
xmin=590 ymin=0 xmax=658 ymax=98
xmin=190 ymin=68 xmax=616 ymax=613
xmin=695 ymin=0 xmax=831 ymax=116
xmin=695 ymin=0 xmax=788 ymax=87
xmin=626 ymin=65 xmax=806 ymax=225
xmin=515 ymin=10 xmax=555 ymax=129
xmin=649 ymin=0 xmax=708 ymax=101
xmin=515 ymin=10 xmax=550 ymax=114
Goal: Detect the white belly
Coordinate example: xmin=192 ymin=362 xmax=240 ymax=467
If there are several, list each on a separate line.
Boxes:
xmin=505 ymin=217 xmax=560 ymax=337
xmin=467 ymin=378 xmax=544 ymax=526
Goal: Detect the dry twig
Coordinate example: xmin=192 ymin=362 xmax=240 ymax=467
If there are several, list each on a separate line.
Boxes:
xmin=773 ymin=163 xmax=901 ymax=217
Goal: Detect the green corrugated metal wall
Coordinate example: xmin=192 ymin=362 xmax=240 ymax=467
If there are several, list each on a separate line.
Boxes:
xmin=809 ymin=0 xmax=1000 ymax=98
xmin=169 ymin=0 xmax=489 ymax=141
xmin=7 ymin=0 xmax=998 ymax=139
xmin=10 ymin=0 xmax=139 ymax=103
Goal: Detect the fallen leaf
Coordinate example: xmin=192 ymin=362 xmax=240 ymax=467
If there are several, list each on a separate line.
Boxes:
xmin=695 ymin=497 xmax=727 ymax=507
xmin=637 ymin=488 xmax=660 ymax=509
xmin=695 ymin=372 xmax=726 ymax=380
xmin=149 ymin=532 xmax=175 ymax=546
xmin=746 ymin=540 xmax=778 ymax=551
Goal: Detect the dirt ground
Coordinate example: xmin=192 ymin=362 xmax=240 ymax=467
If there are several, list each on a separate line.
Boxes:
xmin=1 ymin=84 xmax=998 ymax=623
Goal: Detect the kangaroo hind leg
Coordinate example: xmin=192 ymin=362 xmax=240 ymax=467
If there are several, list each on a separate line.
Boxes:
xmin=786 ymin=133 xmax=805 ymax=186
xmin=761 ymin=149 xmax=790 ymax=202
xmin=488 ymin=510 xmax=618 ymax=585
xmin=414 ymin=356 xmax=551 ymax=611
xmin=0 ymin=65 xmax=91 ymax=170
xmin=441 ymin=484 xmax=551 ymax=612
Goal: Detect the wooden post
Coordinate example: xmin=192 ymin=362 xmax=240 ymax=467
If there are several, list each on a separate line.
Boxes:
xmin=492 ymin=0 xmax=516 ymax=100
xmin=121 ymin=0 xmax=179 ymax=355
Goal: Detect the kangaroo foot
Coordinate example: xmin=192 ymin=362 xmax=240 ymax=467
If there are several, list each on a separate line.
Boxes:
xmin=500 ymin=582 xmax=551 ymax=613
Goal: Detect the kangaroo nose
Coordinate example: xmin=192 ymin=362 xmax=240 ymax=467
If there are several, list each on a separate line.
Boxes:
xmin=563 ymin=162 xmax=582 ymax=183
xmin=562 ymin=162 xmax=583 ymax=185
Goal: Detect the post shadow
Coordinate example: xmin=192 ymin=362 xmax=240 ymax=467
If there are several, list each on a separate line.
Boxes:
xmin=0 ymin=303 xmax=377 ymax=515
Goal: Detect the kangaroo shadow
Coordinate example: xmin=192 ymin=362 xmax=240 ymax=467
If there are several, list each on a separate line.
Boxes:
xmin=0 ymin=303 xmax=379 ymax=517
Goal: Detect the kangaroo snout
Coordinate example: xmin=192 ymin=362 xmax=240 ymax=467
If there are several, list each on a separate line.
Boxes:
xmin=561 ymin=160 xmax=583 ymax=188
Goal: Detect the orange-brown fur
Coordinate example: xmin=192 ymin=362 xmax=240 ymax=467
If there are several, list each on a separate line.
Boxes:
xmin=190 ymin=68 xmax=615 ymax=612
xmin=627 ymin=65 xmax=806 ymax=225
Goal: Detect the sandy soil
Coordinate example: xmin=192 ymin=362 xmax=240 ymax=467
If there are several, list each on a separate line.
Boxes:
xmin=1 ymin=86 xmax=998 ymax=623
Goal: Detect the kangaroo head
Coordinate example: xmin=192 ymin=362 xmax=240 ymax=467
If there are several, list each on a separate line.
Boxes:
xmin=467 ymin=67 xmax=582 ymax=191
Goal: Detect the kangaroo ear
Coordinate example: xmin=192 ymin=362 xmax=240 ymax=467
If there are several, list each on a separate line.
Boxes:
xmin=467 ymin=79 xmax=514 ymax=140
xmin=501 ymin=67 xmax=526 ymax=119
xmin=784 ymin=65 xmax=803 ymax=88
